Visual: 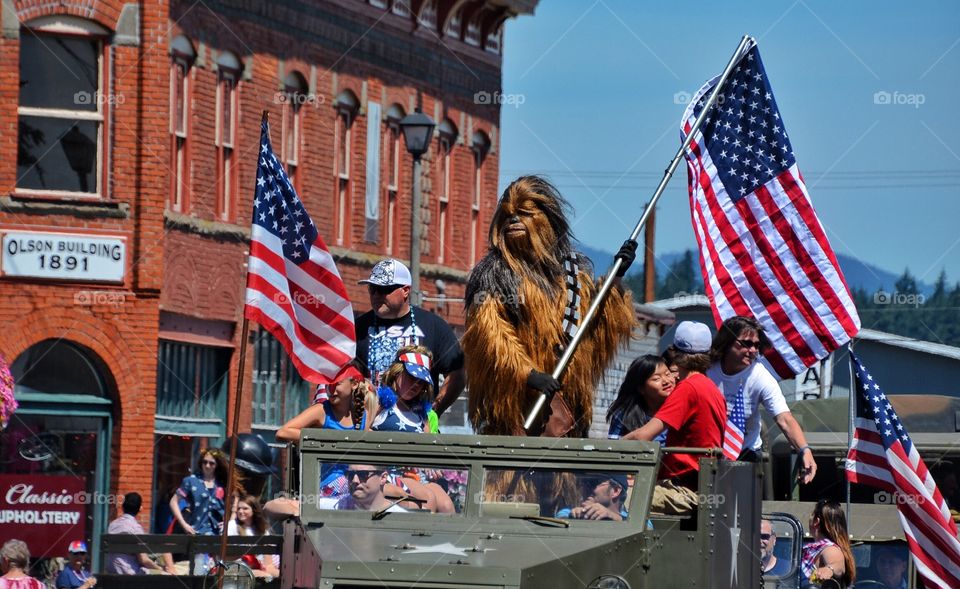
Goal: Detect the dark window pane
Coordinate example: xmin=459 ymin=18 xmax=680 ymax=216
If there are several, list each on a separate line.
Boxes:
xmin=20 ymin=35 xmax=99 ymax=111
xmin=17 ymin=116 xmax=99 ymax=192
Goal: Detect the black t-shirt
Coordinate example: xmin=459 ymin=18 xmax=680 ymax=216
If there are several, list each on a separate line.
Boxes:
xmin=355 ymin=305 xmax=464 ymax=390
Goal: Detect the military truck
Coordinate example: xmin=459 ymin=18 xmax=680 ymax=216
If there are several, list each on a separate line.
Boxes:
xmin=275 ymin=429 xmax=776 ymax=589
xmin=761 ymin=394 xmax=960 ymax=588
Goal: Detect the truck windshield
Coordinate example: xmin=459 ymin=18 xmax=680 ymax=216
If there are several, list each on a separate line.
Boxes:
xmin=312 ymin=462 xmax=468 ymax=514
xmin=481 ymin=467 xmax=634 ymax=522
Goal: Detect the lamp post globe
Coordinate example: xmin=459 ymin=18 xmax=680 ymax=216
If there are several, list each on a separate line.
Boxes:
xmin=399 ymin=109 xmax=435 ymax=161
xmin=399 ymin=108 xmax=435 ymax=306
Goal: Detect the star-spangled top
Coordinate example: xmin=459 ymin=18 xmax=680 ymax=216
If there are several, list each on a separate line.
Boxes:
xmin=253 ymin=120 xmax=317 ymax=262
xmin=729 ymin=383 xmax=746 ymax=431
xmin=691 ymin=45 xmax=796 ymax=202
xmin=854 ymin=361 xmax=912 ymax=452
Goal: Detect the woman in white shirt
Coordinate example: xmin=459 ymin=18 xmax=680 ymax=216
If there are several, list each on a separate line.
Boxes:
xmin=227 ymin=495 xmax=279 ymax=578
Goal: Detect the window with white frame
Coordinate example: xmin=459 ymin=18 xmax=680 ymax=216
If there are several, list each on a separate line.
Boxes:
xmin=436 ymin=120 xmax=456 ymax=265
xmin=391 ymin=0 xmax=411 ymax=18
xmin=470 ymin=131 xmax=490 ymax=266
xmin=465 ymin=12 xmax=483 ymax=46
xmin=445 ymin=6 xmax=462 ymax=38
xmin=170 ymin=36 xmax=195 ymax=213
xmin=215 ymin=52 xmax=240 ymax=222
xmin=384 ymin=104 xmax=405 ymax=255
xmin=17 ymin=22 xmax=109 ymax=197
xmin=418 ymin=0 xmax=437 ymax=30
xmin=281 ymin=71 xmax=307 ymax=190
xmin=334 ymin=91 xmax=359 ymax=246
xmin=485 ymin=24 xmax=503 ymax=54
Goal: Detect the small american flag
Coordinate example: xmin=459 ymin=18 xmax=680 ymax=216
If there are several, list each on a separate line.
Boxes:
xmin=722 ymin=383 xmax=746 ymax=461
xmin=681 ymin=40 xmax=860 ymax=378
xmin=244 ymin=119 xmax=356 ymax=384
xmin=845 ymin=351 xmax=960 ymax=589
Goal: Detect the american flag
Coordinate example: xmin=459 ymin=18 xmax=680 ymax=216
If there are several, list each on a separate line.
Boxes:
xmin=844 ymin=351 xmax=960 ymax=589
xmin=681 ymin=40 xmax=860 ymax=378
xmin=244 ymin=120 xmax=356 ymax=384
xmin=722 ymin=383 xmax=746 ymax=461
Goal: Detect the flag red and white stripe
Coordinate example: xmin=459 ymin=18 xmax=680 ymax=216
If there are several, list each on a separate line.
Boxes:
xmin=244 ymin=120 xmax=355 ymax=384
xmin=845 ymin=352 xmax=960 ymax=589
xmin=681 ymin=40 xmax=860 ymax=377
xmin=722 ymin=383 xmax=746 ymax=460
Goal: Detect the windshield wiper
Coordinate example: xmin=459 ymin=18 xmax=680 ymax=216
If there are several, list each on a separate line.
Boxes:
xmin=372 ymin=494 xmax=428 ymax=520
xmin=509 ymin=515 xmax=570 ymax=528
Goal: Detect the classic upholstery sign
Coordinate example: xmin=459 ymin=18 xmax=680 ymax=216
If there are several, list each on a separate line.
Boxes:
xmin=0 ymin=475 xmax=86 ymax=557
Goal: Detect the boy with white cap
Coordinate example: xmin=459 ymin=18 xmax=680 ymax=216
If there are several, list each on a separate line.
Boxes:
xmin=623 ymin=321 xmax=726 ymax=515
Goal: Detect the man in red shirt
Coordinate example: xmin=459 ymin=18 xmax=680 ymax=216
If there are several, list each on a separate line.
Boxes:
xmin=624 ymin=321 xmax=726 ymax=515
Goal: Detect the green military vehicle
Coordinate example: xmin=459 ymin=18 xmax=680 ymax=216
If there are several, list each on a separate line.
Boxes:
xmin=761 ymin=394 xmax=960 ymax=588
xmin=274 ymin=429 xmax=778 ymax=589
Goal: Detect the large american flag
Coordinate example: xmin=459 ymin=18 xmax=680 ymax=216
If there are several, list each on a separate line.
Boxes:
xmin=844 ymin=351 xmax=960 ymax=589
xmin=722 ymin=383 xmax=746 ymax=461
xmin=681 ymin=40 xmax=860 ymax=377
xmin=244 ymin=120 xmax=356 ymax=384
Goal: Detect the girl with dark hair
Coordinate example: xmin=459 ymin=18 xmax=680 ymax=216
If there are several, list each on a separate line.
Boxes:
xmin=227 ymin=496 xmax=280 ymax=578
xmin=607 ymin=355 xmax=674 ymax=443
xmin=801 ymin=499 xmax=856 ymax=586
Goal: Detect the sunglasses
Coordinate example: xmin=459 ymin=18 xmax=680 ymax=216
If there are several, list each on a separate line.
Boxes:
xmin=368 ymin=284 xmax=401 ymax=295
xmin=760 ymin=533 xmax=773 ymax=540
xmin=735 ymin=338 xmax=762 ymax=350
xmin=345 ymin=469 xmax=381 ymax=482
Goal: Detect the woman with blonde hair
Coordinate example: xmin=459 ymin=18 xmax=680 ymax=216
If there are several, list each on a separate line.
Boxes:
xmin=277 ymin=360 xmax=374 ymax=443
xmin=0 ymin=540 xmax=43 ymax=589
xmin=801 ymin=499 xmax=856 ymax=587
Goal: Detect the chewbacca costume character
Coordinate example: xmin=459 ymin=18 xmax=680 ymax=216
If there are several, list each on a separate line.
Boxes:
xmin=464 ymin=176 xmax=637 ymax=437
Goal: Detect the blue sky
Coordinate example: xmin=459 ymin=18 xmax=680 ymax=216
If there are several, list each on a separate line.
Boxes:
xmin=498 ymin=1 xmax=960 ymax=285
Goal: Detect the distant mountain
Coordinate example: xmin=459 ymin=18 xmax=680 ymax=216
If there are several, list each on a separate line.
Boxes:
xmin=576 ymin=242 xmax=937 ymax=296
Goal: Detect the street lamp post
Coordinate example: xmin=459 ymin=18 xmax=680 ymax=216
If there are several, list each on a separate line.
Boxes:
xmin=399 ymin=108 xmax=436 ymax=306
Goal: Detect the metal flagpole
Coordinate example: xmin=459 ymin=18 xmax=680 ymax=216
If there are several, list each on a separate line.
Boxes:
xmin=216 ymin=110 xmax=269 ymax=587
xmin=524 ymin=34 xmax=757 ymax=431
xmin=846 ymin=343 xmax=856 ymax=524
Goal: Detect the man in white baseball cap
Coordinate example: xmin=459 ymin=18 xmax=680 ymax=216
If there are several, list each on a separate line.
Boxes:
xmin=355 ymin=259 xmax=465 ymax=417
xmin=623 ymin=321 xmax=726 ymax=515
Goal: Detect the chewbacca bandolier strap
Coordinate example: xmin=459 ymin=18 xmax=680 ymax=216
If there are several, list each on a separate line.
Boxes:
xmin=560 ymin=253 xmax=582 ymax=350
xmin=463 ymin=175 xmax=635 ymax=437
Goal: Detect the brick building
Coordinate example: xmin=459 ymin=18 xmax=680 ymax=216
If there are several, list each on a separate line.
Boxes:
xmin=0 ymin=0 xmax=535 ymax=562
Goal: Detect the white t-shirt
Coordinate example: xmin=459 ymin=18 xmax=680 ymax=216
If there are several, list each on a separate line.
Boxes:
xmin=707 ymin=361 xmax=790 ymax=451
xmin=226 ymin=520 xmax=280 ymax=568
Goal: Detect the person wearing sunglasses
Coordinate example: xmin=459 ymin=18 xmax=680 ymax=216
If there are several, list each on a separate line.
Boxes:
xmin=706 ymin=316 xmax=816 ymax=484
xmin=761 ymin=519 xmax=790 ymax=576
xmin=335 ymin=465 xmax=405 ymax=513
xmin=355 ymin=259 xmax=465 ymax=417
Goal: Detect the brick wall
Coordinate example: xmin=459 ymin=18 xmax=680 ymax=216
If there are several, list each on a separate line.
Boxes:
xmin=1 ymin=0 xmax=520 ymax=534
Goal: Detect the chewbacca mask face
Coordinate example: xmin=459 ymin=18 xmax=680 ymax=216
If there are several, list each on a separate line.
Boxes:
xmin=491 ymin=176 xmax=572 ymax=267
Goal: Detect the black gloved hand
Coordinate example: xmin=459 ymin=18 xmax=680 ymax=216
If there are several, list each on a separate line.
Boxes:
xmin=614 ymin=239 xmax=638 ymax=276
xmin=527 ymin=370 xmax=561 ymax=395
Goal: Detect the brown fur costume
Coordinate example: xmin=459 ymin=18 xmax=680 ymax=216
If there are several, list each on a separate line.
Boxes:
xmin=463 ymin=176 xmax=635 ymax=437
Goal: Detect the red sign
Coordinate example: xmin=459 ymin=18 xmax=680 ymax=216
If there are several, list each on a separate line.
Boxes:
xmin=0 ymin=474 xmax=86 ymax=558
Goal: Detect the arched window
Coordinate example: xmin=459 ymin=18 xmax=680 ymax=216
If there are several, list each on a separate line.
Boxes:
xmin=470 ymin=130 xmax=491 ymax=265
xmin=445 ymin=6 xmax=463 ymax=39
xmin=216 ymin=51 xmax=241 ymax=222
xmin=384 ymin=104 xmax=406 ymax=255
xmin=418 ymin=0 xmax=437 ymax=30
xmin=281 ymin=71 xmax=308 ymax=189
xmin=170 ymin=35 xmax=196 ymax=213
xmin=334 ymin=90 xmax=360 ymax=246
xmin=391 ymin=0 xmax=411 ymax=18
xmin=465 ymin=11 xmax=483 ymax=46
xmin=17 ymin=17 xmax=110 ymax=198
xmin=436 ymin=119 xmax=458 ymax=264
